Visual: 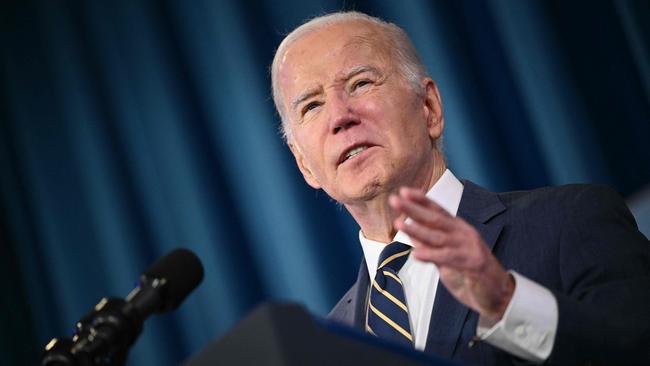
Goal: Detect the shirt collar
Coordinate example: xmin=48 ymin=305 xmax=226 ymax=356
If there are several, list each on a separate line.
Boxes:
xmin=358 ymin=169 xmax=464 ymax=279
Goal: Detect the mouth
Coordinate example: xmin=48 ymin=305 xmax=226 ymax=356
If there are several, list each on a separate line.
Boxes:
xmin=337 ymin=143 xmax=374 ymax=166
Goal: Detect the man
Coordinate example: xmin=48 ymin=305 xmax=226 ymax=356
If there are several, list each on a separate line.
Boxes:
xmin=271 ymin=11 xmax=650 ymax=365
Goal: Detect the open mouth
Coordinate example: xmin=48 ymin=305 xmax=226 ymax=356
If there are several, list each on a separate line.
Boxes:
xmin=338 ymin=144 xmax=372 ymax=165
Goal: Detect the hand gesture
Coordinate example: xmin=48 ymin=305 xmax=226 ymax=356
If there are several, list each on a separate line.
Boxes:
xmin=389 ymin=187 xmax=514 ymax=323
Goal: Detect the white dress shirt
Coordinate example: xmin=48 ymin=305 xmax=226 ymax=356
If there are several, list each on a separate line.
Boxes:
xmin=359 ymin=169 xmax=558 ymax=362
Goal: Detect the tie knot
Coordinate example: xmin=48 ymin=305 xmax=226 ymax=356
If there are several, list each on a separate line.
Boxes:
xmin=377 ymin=242 xmax=411 ymax=272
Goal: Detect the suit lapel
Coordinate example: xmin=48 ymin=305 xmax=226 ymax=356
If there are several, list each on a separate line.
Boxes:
xmin=424 ymin=180 xmax=505 ymax=357
xmin=336 ymin=258 xmax=370 ymax=330
xmin=352 ymin=258 xmax=370 ymax=329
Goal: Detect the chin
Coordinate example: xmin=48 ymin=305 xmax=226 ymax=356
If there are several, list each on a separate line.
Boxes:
xmin=339 ymin=175 xmax=386 ymax=204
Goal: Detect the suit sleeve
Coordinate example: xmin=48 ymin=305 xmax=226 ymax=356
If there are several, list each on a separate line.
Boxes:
xmin=547 ymin=185 xmax=650 ymax=365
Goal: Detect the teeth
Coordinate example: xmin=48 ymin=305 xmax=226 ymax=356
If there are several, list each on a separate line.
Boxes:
xmin=345 ymin=146 xmax=367 ymax=160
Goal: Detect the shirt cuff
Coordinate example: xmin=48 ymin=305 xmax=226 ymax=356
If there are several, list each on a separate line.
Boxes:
xmin=476 ymin=271 xmax=558 ymax=363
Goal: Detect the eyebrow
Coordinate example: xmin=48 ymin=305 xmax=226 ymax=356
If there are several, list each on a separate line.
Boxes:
xmin=291 ymin=65 xmax=380 ymax=112
xmin=336 ymin=64 xmax=380 ymax=83
xmin=292 ymin=88 xmax=322 ymax=112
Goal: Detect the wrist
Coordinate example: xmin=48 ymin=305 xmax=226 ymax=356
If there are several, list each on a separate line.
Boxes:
xmin=493 ymin=272 xmax=515 ymax=321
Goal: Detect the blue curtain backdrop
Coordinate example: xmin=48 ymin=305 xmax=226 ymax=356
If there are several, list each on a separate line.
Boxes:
xmin=1 ymin=0 xmax=649 ymax=364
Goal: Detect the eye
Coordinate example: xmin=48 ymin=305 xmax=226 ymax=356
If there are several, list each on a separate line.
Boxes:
xmin=352 ymin=79 xmax=372 ymax=90
xmin=301 ymin=101 xmax=322 ymax=116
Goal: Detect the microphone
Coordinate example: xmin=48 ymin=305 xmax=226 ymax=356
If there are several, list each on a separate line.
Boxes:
xmin=41 ymin=248 xmax=204 ymax=366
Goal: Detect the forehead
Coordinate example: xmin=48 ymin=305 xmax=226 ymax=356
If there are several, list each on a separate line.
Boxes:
xmin=277 ymin=22 xmax=392 ymax=102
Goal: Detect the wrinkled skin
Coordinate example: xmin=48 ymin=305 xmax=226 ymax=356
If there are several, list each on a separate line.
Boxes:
xmin=276 ymin=20 xmax=513 ymax=323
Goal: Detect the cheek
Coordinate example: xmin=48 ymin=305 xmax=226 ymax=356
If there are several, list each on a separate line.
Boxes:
xmin=349 ymin=82 xmax=385 ymax=108
xmin=358 ymin=87 xmax=416 ymax=124
xmin=293 ymin=130 xmax=327 ymax=169
xmin=356 ymin=93 xmax=381 ymax=111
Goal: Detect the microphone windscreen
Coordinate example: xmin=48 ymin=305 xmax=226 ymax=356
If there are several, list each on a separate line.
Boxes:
xmin=142 ymin=248 xmax=204 ymax=311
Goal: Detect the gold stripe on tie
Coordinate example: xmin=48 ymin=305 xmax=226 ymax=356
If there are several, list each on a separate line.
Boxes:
xmin=382 ymin=270 xmax=403 ymax=285
xmin=372 ymin=280 xmax=408 ymax=313
xmin=369 ymin=302 xmax=413 ymax=342
xmin=378 ymin=249 xmax=410 ymax=269
xmin=367 ymin=325 xmax=377 ymax=336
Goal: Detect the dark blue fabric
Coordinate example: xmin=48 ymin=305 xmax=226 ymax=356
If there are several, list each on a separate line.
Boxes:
xmin=1 ymin=1 xmax=649 ymax=365
xmin=328 ymin=181 xmax=650 ymax=365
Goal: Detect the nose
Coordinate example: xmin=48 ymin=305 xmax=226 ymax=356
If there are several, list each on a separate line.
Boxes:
xmin=328 ymin=93 xmax=360 ymax=135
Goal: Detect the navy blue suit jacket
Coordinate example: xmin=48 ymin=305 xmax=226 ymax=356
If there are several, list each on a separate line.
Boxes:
xmin=328 ymin=181 xmax=650 ymax=365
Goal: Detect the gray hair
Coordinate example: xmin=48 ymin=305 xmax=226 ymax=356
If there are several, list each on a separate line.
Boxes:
xmin=271 ymin=11 xmax=431 ymax=143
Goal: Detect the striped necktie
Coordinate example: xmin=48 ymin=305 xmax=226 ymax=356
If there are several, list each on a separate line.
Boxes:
xmin=366 ymin=242 xmax=413 ymax=347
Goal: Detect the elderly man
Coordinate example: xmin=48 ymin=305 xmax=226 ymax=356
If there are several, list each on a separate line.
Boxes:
xmin=271 ymin=11 xmax=650 ymax=365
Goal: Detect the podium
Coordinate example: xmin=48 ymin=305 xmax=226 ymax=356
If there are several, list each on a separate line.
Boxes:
xmin=183 ymin=302 xmax=458 ymax=366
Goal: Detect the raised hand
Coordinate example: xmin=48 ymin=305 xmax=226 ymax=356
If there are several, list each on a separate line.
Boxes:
xmin=389 ymin=187 xmax=514 ymax=323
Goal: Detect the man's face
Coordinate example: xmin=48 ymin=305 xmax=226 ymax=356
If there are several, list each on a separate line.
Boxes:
xmin=277 ymin=21 xmax=443 ymax=205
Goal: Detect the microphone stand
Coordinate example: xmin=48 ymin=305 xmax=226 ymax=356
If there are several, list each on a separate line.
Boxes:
xmin=41 ymin=277 xmax=166 ymax=366
xmin=40 ymin=248 xmax=203 ymax=366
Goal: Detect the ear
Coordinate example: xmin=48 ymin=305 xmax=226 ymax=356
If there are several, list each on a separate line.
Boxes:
xmin=288 ymin=143 xmax=322 ymax=189
xmin=422 ymin=79 xmax=444 ymax=142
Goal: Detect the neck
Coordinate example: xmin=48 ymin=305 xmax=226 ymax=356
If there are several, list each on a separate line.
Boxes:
xmin=345 ymin=155 xmax=447 ymax=243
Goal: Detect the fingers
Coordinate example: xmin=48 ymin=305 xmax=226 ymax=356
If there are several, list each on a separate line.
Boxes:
xmin=410 ymin=241 xmax=453 ymax=264
xmin=387 ymin=187 xmax=514 ymax=321
xmin=412 ymin=238 xmax=490 ymax=273
xmin=394 ymin=207 xmax=463 ymax=267
xmin=394 ymin=219 xmax=446 ymax=247
xmin=392 ymin=187 xmax=449 ymax=214
xmin=388 ymin=186 xmax=483 ymax=269
xmin=389 ymin=187 xmax=455 ymax=231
